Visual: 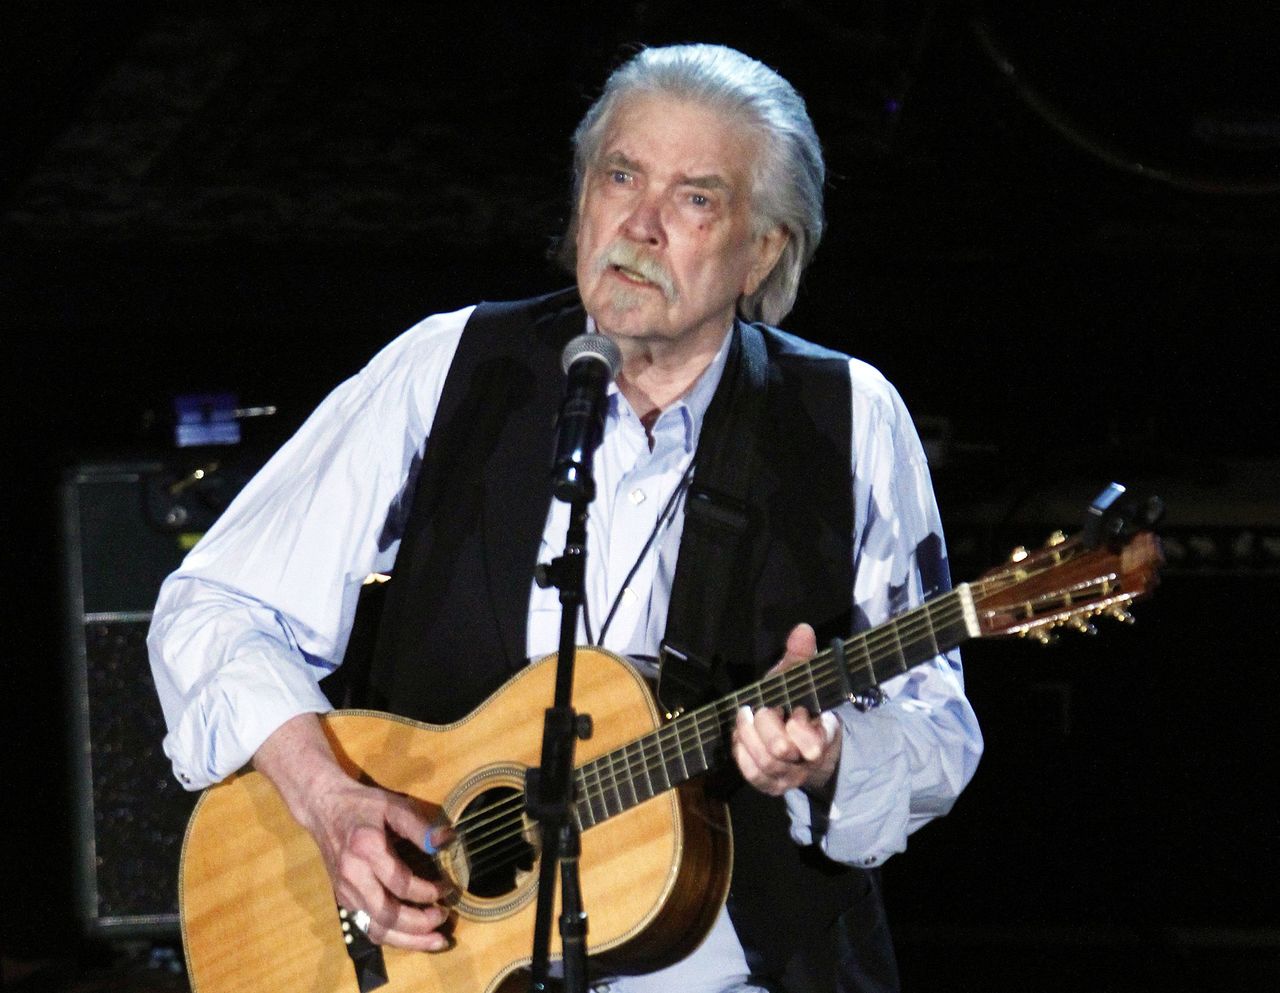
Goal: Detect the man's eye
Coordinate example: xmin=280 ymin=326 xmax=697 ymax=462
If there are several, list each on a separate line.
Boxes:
xmin=610 ymin=170 xmax=631 ymax=184
xmin=689 ymin=193 xmax=710 ymax=208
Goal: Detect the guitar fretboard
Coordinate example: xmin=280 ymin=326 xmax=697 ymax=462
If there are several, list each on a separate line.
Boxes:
xmin=572 ymin=585 xmax=977 ymax=829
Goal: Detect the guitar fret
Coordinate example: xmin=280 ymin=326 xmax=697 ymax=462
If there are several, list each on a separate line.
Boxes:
xmin=681 ymin=720 xmax=709 ymax=778
xmin=619 ymin=743 xmax=640 ymax=809
xmin=661 ymin=719 xmax=688 ymax=784
xmin=637 ymin=738 xmax=657 ymax=803
xmin=652 ymin=737 xmax=673 ymax=793
xmin=763 ymin=675 xmax=783 ymax=712
xmin=804 ymin=662 xmax=821 ymax=714
xmin=613 ymin=749 xmax=630 ymax=814
xmin=693 ymin=721 xmax=711 ymax=774
xmin=602 ymin=751 xmax=622 ymax=818
xmin=588 ymin=761 xmax=610 ymax=825
xmin=893 ymin=595 xmax=962 ymax=675
xmin=670 ymin=722 xmax=690 ymax=782
xmin=851 ymin=634 xmax=875 ymax=691
xmin=574 ymin=771 xmax=597 ymax=830
xmin=923 ymin=602 xmax=942 ymax=658
xmin=903 ymin=629 xmax=937 ymax=663
xmin=928 ymin=595 xmax=972 ymax=660
xmin=889 ymin=616 xmax=909 ymax=676
xmin=810 ymin=656 xmax=844 ymax=713
xmin=588 ymin=794 xmax=607 ymax=828
xmin=717 ymin=702 xmax=736 ymax=752
xmin=578 ymin=769 xmax=595 ymax=832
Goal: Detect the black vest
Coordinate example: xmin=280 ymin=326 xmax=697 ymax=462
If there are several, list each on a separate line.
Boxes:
xmin=370 ymin=290 xmax=899 ymax=993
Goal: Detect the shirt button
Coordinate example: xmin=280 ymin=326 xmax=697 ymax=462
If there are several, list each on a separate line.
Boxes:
xmin=629 ymin=487 xmax=646 ymax=505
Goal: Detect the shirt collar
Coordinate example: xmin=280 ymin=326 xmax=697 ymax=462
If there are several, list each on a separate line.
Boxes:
xmin=587 ymin=315 xmax=734 ymax=454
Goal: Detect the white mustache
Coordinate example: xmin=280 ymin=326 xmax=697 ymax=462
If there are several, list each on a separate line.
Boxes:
xmin=593 ymin=242 xmax=676 ymax=300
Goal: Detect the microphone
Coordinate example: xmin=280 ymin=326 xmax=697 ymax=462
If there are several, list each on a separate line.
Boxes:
xmin=552 ymin=333 xmax=623 ymax=503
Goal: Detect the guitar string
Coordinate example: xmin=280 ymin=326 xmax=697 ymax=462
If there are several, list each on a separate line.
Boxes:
xmin=454 ymin=581 xmax=1113 ymax=874
xmin=450 ymin=596 xmax=979 ymax=869
xmin=448 ymin=555 xmax=1080 ymax=854
xmin=456 ymin=585 xmax=1119 ymax=881
xmin=446 ymin=575 xmax=1066 ymax=868
xmin=570 ymin=559 xmax=1123 ymax=809
xmin=448 ymin=591 xmax=968 ymax=842
xmin=448 ymin=556 xmax=1118 ymax=873
xmin=447 ymin=566 xmax=1107 ymax=870
xmin=453 ymin=629 xmax=940 ymax=878
xmin=455 ymin=629 xmax=958 ymax=874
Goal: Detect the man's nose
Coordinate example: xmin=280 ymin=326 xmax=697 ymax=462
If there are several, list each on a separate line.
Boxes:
xmin=620 ymin=196 xmax=665 ymax=246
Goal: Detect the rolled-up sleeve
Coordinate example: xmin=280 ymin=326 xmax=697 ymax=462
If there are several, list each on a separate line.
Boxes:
xmin=785 ymin=358 xmax=983 ymax=864
xmin=147 ymin=306 xmax=472 ymax=789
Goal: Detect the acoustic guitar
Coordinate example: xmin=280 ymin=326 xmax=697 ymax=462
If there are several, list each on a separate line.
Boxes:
xmin=179 ymin=499 xmax=1162 ymax=993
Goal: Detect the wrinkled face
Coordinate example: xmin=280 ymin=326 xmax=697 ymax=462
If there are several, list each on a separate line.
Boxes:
xmin=574 ymin=94 xmax=787 ymax=354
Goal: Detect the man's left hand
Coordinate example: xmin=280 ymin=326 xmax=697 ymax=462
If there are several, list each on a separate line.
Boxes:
xmin=731 ymin=623 xmax=842 ymax=796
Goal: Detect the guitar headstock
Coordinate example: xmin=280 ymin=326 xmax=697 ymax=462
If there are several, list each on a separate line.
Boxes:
xmin=971 ymin=484 xmax=1165 ymax=643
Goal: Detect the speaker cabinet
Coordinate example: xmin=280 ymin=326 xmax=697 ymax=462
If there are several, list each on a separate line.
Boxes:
xmin=60 ymin=458 xmax=252 ymax=938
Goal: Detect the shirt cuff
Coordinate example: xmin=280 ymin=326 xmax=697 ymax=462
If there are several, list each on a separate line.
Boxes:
xmin=784 ymin=704 xmax=911 ymax=866
xmin=162 ymin=643 xmax=334 ymax=790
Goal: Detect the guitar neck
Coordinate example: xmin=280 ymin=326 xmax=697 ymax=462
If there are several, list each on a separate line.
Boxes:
xmin=573 ymin=585 xmax=979 ymax=829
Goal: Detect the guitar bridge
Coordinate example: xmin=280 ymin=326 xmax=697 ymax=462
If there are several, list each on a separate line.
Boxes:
xmin=338 ymin=905 xmax=388 ymax=992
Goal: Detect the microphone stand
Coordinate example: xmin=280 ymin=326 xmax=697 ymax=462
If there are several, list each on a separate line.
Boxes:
xmin=528 ymin=332 xmax=619 ymax=993
xmin=527 ymin=491 xmax=592 ymax=993
xmin=524 ymin=493 xmax=588 ymax=992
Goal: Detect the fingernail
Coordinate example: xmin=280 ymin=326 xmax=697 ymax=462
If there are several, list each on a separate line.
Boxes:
xmin=738 ymin=705 xmax=754 ymax=725
xmin=820 ymin=711 xmax=839 ymax=743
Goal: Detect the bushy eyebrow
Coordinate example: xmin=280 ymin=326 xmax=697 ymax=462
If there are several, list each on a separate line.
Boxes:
xmin=600 ymin=151 xmax=732 ymax=194
xmin=601 ymin=151 xmax=642 ymax=174
xmin=682 ymin=173 xmax=730 ymax=192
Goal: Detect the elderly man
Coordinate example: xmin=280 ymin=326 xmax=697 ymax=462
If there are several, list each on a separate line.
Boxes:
xmin=150 ymin=43 xmax=982 ymax=993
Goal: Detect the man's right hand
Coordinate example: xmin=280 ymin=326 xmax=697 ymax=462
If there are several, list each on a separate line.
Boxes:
xmin=253 ymin=713 xmax=454 ymax=951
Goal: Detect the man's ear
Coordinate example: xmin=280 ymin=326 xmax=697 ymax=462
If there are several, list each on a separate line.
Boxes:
xmin=743 ymin=224 xmax=790 ymax=297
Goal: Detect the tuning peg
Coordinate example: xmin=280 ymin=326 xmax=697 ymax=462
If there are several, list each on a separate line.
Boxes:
xmin=1106 ymin=607 xmax=1135 ymax=625
xmin=1009 ymin=545 xmax=1029 ymax=563
xmin=1027 ymin=627 xmax=1057 ymax=645
xmin=1045 ymin=530 xmax=1068 ymax=547
xmin=1069 ymin=616 xmax=1097 ymax=636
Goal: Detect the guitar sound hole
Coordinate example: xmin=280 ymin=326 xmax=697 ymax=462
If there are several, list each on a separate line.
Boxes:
xmin=458 ymin=786 xmax=537 ymax=899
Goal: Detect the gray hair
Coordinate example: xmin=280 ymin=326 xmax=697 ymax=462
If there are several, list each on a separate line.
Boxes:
xmin=561 ymin=44 xmax=825 ymax=326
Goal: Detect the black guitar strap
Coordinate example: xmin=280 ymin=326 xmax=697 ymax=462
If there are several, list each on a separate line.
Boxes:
xmin=657 ymin=320 xmax=769 ymax=715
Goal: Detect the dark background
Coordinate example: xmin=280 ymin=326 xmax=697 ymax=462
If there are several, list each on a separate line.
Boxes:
xmin=4 ymin=2 xmax=1278 ymax=991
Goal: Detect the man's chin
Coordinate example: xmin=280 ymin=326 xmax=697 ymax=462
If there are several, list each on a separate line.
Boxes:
xmin=587 ymin=290 xmax=662 ymax=334
xmin=593 ymin=318 xmax=655 ymax=344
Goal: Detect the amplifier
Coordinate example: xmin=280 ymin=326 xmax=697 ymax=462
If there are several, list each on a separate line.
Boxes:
xmin=59 ymin=458 xmax=255 ymax=938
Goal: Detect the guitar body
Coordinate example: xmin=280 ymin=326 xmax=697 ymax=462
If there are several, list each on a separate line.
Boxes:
xmin=179 ymin=508 xmax=1165 ymax=993
xmin=180 ymin=648 xmax=732 ymax=993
